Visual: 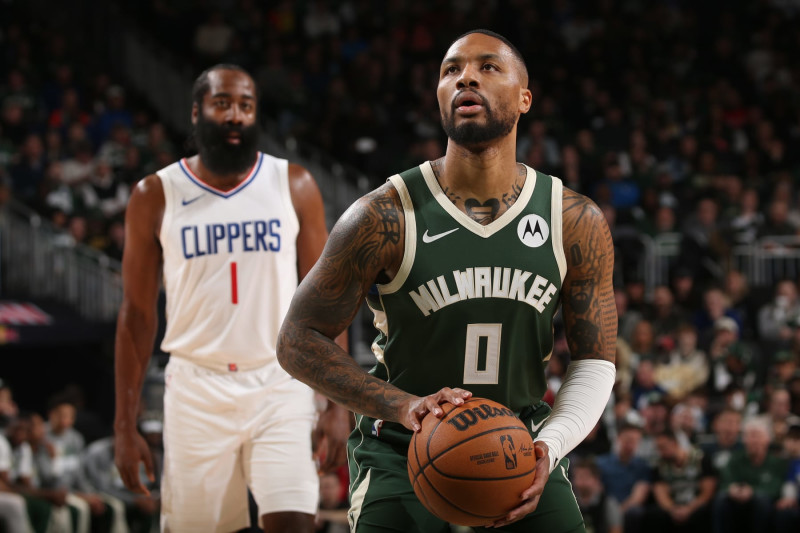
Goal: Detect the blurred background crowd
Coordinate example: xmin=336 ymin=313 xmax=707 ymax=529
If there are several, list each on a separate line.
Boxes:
xmin=2 ymin=0 xmax=800 ymax=531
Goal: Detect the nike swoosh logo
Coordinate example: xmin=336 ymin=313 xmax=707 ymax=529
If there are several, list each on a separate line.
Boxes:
xmin=181 ymin=195 xmax=203 ymax=206
xmin=531 ymin=419 xmax=545 ymax=433
xmin=422 ymin=228 xmax=459 ymax=243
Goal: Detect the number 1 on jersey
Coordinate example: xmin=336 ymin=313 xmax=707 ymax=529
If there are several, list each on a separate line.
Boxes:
xmin=230 ymin=261 xmax=238 ymax=304
xmin=463 ymin=323 xmax=501 ymax=384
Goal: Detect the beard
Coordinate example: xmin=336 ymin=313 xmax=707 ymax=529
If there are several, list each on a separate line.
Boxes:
xmin=194 ymin=113 xmax=260 ymax=174
xmin=441 ymin=93 xmax=517 ymax=146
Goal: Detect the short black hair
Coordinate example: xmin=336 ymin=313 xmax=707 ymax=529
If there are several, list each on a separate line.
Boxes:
xmin=451 ymin=29 xmax=529 ymax=86
xmin=191 ymin=64 xmax=254 ymax=106
xmin=46 ymin=393 xmax=75 ymax=413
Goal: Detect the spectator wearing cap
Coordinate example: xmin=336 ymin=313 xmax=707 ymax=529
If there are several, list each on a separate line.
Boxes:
xmin=713 ymin=418 xmax=787 ymax=533
xmin=596 ymin=422 xmax=651 ymax=533
xmin=648 ymin=429 xmax=717 ymax=533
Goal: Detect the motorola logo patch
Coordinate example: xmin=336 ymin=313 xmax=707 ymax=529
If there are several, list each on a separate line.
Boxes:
xmin=517 ymin=215 xmax=549 ymax=248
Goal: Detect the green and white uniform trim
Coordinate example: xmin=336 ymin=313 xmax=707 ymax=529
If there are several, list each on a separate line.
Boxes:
xmin=347 ymin=162 xmax=584 ymax=532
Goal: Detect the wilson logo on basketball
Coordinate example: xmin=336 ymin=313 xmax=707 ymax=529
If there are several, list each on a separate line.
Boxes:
xmin=445 ymin=403 xmax=516 ymax=431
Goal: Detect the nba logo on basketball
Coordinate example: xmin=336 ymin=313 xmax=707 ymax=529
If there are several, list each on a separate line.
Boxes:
xmin=500 ymin=435 xmax=517 ymax=469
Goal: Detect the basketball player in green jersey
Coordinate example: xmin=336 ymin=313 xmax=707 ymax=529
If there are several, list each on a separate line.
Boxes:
xmin=278 ymin=29 xmax=617 ymax=532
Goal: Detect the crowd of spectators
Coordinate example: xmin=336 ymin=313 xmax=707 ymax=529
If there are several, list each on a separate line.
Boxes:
xmin=0 ymin=379 xmax=351 ymax=533
xmin=0 ymin=380 xmax=161 ymax=532
xmin=3 ymin=0 xmax=800 ymax=531
xmin=0 ymin=2 xmax=178 ymax=261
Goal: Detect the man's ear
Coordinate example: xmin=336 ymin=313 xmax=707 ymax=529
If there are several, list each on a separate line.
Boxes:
xmin=519 ymin=88 xmax=532 ymax=114
xmin=191 ymin=102 xmax=199 ymax=126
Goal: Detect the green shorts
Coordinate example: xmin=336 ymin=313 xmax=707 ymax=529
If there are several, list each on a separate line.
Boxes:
xmin=346 ymin=402 xmax=585 ymax=533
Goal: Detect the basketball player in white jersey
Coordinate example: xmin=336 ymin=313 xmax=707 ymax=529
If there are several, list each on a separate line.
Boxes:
xmin=113 ymin=64 xmax=350 ymax=533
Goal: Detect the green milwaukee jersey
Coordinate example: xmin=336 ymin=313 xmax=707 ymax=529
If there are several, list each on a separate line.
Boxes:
xmin=368 ymin=161 xmax=566 ymax=415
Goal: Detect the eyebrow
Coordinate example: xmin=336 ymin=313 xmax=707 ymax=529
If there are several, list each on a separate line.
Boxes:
xmin=441 ymin=53 xmax=504 ymax=66
xmin=210 ymin=92 xmax=255 ymax=100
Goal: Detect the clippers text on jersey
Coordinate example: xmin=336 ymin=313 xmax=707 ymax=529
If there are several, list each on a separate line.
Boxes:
xmin=180 ymin=219 xmax=282 ymax=259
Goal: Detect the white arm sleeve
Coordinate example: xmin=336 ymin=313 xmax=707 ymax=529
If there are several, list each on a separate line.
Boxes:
xmin=535 ymin=359 xmax=616 ymax=473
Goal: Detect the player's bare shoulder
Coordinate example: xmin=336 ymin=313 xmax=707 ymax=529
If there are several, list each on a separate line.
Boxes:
xmin=280 ymin=181 xmax=405 ymax=343
xmin=560 ymin=186 xmax=613 ymax=267
xmin=288 ymin=163 xmax=321 ymax=201
xmin=326 ymin=181 xmax=405 ymax=284
xmin=127 ymin=174 xmax=165 ymax=238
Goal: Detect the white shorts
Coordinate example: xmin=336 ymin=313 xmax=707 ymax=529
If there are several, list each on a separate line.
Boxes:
xmin=161 ymin=356 xmax=318 ymax=532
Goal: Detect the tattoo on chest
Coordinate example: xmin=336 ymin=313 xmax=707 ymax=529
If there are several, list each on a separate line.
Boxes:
xmin=465 ymin=198 xmax=500 ymax=225
xmin=375 ymin=196 xmax=400 ymax=246
xmin=433 ymin=161 xmax=527 ymax=225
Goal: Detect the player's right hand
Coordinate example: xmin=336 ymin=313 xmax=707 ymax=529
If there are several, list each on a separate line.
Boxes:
xmin=400 ymin=387 xmax=473 ymax=432
xmin=114 ymin=430 xmax=155 ymax=495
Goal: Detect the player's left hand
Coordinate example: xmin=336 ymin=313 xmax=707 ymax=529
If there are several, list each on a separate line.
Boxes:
xmin=313 ymin=402 xmax=351 ymax=472
xmin=488 ymin=441 xmax=551 ymax=528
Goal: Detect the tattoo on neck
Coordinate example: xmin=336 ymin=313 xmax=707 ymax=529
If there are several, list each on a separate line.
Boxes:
xmin=432 ymin=160 xmax=527 ymax=224
xmin=441 ymin=185 xmax=461 ymax=204
xmin=501 ymin=180 xmax=524 ymax=209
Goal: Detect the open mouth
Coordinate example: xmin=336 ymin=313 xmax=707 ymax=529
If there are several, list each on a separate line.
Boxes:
xmin=454 ymin=92 xmax=485 ymax=114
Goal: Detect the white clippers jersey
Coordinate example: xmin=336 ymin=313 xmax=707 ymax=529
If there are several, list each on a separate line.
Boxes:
xmin=157 ymin=152 xmax=299 ymax=370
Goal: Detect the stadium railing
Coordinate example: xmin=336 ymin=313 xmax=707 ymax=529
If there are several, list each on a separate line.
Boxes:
xmin=0 ymin=200 xmax=123 ymax=323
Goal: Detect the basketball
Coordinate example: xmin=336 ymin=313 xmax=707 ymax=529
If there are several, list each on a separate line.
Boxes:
xmin=407 ymin=397 xmax=537 ymax=526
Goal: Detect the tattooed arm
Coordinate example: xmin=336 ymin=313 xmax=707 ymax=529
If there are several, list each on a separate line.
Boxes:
xmin=560 ymin=187 xmax=617 ymax=362
xmin=277 ymin=183 xmax=471 ymax=431
xmin=494 ymin=187 xmax=618 ymax=527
